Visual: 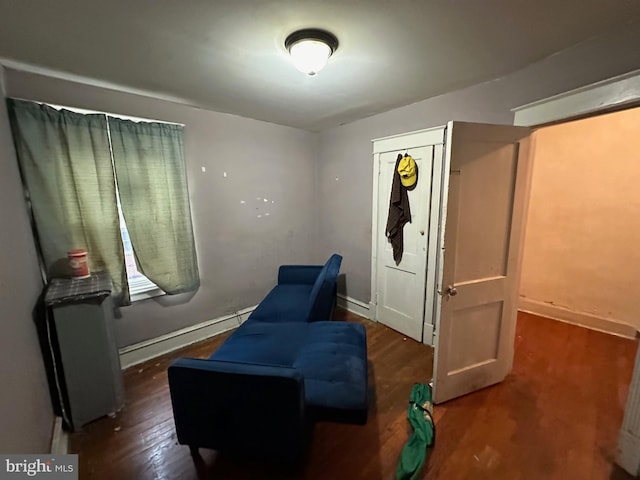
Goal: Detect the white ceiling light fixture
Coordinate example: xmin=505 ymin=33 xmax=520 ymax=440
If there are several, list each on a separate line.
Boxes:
xmin=285 ymin=29 xmax=339 ymax=76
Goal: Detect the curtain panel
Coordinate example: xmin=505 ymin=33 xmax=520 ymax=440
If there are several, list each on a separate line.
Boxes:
xmin=108 ymin=118 xmax=199 ymax=294
xmin=7 ymin=99 xmax=128 ymax=302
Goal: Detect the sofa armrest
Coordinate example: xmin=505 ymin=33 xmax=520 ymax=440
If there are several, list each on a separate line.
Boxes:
xmin=278 ymin=265 xmax=323 ymax=285
xmin=168 ymin=358 xmax=308 ymax=459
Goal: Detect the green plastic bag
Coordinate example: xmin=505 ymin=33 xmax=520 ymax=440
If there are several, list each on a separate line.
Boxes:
xmin=395 ymin=383 xmax=435 ymax=480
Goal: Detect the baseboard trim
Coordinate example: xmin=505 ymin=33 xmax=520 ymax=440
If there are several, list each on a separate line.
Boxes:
xmin=423 ymin=323 xmax=434 ymax=347
xmin=618 ymin=430 xmax=640 ymax=476
xmin=337 ymin=294 xmax=370 ymax=319
xmin=518 ymin=297 xmax=637 ymax=339
xmin=50 ymin=416 xmax=68 ymax=454
xmin=119 ymin=305 xmax=257 ymax=370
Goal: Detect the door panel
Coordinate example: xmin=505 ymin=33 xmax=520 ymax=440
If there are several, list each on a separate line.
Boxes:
xmin=376 ymin=146 xmax=433 ymax=341
xmin=433 ymin=121 xmax=531 ymax=404
xmin=448 ymin=301 xmax=502 ymax=373
xmin=454 ymin=142 xmax=518 ymax=280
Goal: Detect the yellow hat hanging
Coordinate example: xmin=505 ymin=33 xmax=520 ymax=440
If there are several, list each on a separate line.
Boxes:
xmin=397 ymin=154 xmax=417 ymax=188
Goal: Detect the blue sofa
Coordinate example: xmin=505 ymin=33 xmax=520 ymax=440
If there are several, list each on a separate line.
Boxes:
xmin=168 ymin=254 xmax=369 ymax=460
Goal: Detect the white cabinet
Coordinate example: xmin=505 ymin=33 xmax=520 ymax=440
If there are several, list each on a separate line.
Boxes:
xmin=45 ymin=273 xmax=125 ymax=430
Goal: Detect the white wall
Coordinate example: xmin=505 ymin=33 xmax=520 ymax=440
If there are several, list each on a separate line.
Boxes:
xmin=316 ymin=21 xmax=640 ymax=304
xmin=4 ymin=69 xmax=321 ymax=347
xmin=0 ymin=67 xmax=53 ymax=453
xmin=520 ymin=108 xmax=640 ymax=333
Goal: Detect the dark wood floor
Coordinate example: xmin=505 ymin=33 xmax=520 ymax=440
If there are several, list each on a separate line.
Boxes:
xmin=70 ymin=310 xmax=637 ymax=480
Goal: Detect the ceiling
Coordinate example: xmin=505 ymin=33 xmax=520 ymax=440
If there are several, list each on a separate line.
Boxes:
xmin=1 ymin=0 xmax=640 ymax=131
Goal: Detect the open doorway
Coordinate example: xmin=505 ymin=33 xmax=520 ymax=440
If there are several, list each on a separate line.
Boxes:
xmin=506 ymin=106 xmax=640 ymax=476
xmin=421 ymin=108 xmax=639 ymax=477
xmin=519 ymin=106 xmax=640 ymax=339
xmin=512 ymin=71 xmax=640 ymax=475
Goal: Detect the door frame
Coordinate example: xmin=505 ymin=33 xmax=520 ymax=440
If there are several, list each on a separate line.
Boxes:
xmin=512 ymin=68 xmax=640 ymax=127
xmin=370 ymin=126 xmax=446 ymax=346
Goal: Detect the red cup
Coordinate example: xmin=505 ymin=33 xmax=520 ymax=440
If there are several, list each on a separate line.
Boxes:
xmin=68 ymin=249 xmax=90 ymax=279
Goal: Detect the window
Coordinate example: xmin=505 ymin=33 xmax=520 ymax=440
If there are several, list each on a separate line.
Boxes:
xmin=118 ymin=202 xmax=164 ymax=301
xmin=78 ymin=104 xmax=177 ymax=301
xmin=8 ymin=99 xmax=200 ymax=305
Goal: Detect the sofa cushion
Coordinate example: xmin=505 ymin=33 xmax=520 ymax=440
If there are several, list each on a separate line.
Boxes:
xmin=307 ymin=262 xmax=329 ymax=310
xmin=307 ymin=254 xmax=342 ymax=322
xmin=248 ymin=284 xmax=314 ymax=323
xmin=209 ymin=320 xmax=368 ymax=419
xmin=247 ymin=254 xmax=342 ymax=324
xmin=210 ymin=321 xmax=308 ymax=366
xmin=294 ymin=322 xmax=368 ymax=413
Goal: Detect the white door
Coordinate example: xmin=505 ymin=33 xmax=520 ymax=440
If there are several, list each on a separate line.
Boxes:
xmin=375 ymin=145 xmax=434 ymax=341
xmin=432 ymin=121 xmax=532 ymax=404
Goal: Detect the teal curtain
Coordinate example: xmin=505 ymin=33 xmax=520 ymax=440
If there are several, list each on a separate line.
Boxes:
xmin=8 ymin=99 xmax=128 ymax=302
xmin=108 ymin=117 xmax=199 ymax=294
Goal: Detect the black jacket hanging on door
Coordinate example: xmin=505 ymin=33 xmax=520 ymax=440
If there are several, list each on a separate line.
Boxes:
xmin=386 ymin=154 xmax=411 ymax=265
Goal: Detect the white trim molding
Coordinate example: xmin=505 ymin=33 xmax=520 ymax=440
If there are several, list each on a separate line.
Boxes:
xmin=618 ymin=346 xmax=640 ymax=476
xmin=0 ymin=57 xmax=197 ymax=108
xmin=518 ymin=297 xmax=637 ymax=339
xmin=513 ymin=69 xmax=640 ymax=127
xmin=119 ymin=305 xmax=256 ymax=370
xmin=337 ymin=294 xmax=371 ymax=319
xmin=372 ymin=126 xmax=446 ymax=154
xmin=422 ymin=323 xmax=434 ymax=347
xmin=50 ymin=416 xmax=68 ymax=455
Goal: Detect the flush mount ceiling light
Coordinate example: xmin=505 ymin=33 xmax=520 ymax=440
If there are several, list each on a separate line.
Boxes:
xmin=285 ymin=29 xmax=339 ymax=76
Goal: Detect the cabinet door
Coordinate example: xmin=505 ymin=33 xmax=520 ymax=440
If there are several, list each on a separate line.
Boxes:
xmin=432 ymin=121 xmax=531 ymax=404
xmin=54 ymin=296 xmax=123 ymax=429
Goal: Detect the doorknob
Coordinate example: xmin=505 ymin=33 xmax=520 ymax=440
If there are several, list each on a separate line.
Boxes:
xmin=447 ymin=285 xmax=458 ymax=296
xmin=420 ymin=230 xmax=425 ymax=236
